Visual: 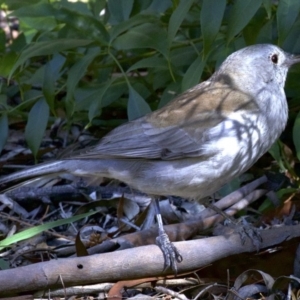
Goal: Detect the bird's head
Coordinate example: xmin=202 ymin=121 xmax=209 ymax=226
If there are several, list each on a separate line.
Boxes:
xmin=214 ymin=44 xmax=300 ymax=91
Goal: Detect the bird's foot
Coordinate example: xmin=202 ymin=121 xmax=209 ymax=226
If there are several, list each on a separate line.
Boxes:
xmin=225 ymin=217 xmax=262 ymax=250
xmin=156 ymin=231 xmax=183 ymax=274
xmin=238 ymin=221 xmax=262 ymax=250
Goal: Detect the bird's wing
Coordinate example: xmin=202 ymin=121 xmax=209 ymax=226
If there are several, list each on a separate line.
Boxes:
xmin=76 ymin=80 xmax=259 ymax=160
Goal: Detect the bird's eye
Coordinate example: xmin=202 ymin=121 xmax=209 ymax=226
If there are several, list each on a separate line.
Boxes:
xmin=271 ymin=54 xmax=278 ymax=64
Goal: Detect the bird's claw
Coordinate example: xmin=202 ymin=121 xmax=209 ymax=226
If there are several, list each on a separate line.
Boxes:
xmin=237 ymin=223 xmax=262 ymax=250
xmin=156 ymin=232 xmax=183 ymax=274
xmin=225 ymin=218 xmax=262 ymax=250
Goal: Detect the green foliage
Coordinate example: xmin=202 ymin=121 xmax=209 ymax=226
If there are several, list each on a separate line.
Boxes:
xmin=226 ymin=0 xmax=262 ymax=44
xmin=24 ymin=97 xmax=49 ymax=159
xmin=200 ymin=0 xmax=226 ymax=57
xmin=0 ymin=210 xmax=98 ymax=250
xmin=0 ymin=0 xmax=300 ymax=181
xmin=277 ymin=0 xmax=300 ymax=46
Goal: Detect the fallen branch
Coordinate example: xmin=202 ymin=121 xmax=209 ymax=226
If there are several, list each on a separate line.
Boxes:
xmin=0 ymin=223 xmax=299 ymax=295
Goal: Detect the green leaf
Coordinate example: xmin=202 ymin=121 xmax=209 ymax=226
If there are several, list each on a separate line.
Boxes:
xmin=2 ymin=0 xmax=40 ymax=10
xmin=9 ymin=32 xmax=27 ymax=52
xmin=127 ymin=56 xmax=168 ymax=72
xmin=11 ymin=1 xmax=56 ymax=17
xmin=0 ymin=113 xmax=8 ymax=153
xmin=152 ymin=69 xmax=173 ymax=90
xmin=226 ymin=0 xmax=262 ymax=44
xmin=168 ymin=0 xmax=195 ymax=45
xmin=55 ymin=7 xmax=109 ymax=42
xmin=42 ymin=61 xmax=57 ymax=113
xmin=277 ymin=0 xmax=300 ymax=46
xmin=181 ymin=56 xmax=206 ymax=91
xmin=147 ymin=0 xmax=172 ymax=13
xmin=113 ymin=23 xmax=168 ymax=58
xmin=109 ymin=14 xmax=158 ymax=42
xmin=0 ymin=211 xmax=97 ymax=250
xmin=9 ymin=39 xmax=93 ymax=79
xmin=89 ymin=0 xmax=106 ymax=17
xmin=293 ymin=110 xmax=300 ymax=161
xmin=20 ymin=16 xmax=57 ymax=32
xmin=170 ymin=45 xmax=197 ymax=68
xmin=75 ymin=79 xmax=127 ymax=113
xmin=256 ymin=18 xmax=273 ymax=44
xmin=201 ymin=0 xmax=226 ymax=57
xmin=268 ymin=141 xmax=286 ymax=171
xmin=107 ymin=0 xmax=134 ymax=23
xmin=242 ymin=7 xmax=268 ymax=45
xmin=66 ymin=47 xmax=100 ymax=104
xmin=87 ymin=79 xmax=115 ymax=122
xmin=22 ymin=90 xmax=43 ymax=108
xmin=13 ymin=1 xmax=57 ymax=33
xmin=128 ymin=86 xmax=151 ymax=121
xmin=262 ymin=0 xmax=272 ymax=19
xmin=25 ymin=98 xmax=49 ymax=159
xmin=0 ymin=52 xmax=18 ymax=77
xmin=281 ymin=19 xmax=300 ymax=52
xmin=56 ymin=0 xmax=93 ymax=16
xmin=101 ymin=79 xmax=128 ymax=107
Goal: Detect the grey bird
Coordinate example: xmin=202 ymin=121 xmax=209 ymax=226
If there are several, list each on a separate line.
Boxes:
xmin=1 ymin=44 xmax=299 ymax=272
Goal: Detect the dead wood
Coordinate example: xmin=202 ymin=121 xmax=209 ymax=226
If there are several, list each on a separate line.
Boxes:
xmin=0 ymin=223 xmax=299 ymax=296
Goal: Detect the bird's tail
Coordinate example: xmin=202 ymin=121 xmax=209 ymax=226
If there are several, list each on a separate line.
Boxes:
xmin=0 ymin=160 xmax=71 ymax=188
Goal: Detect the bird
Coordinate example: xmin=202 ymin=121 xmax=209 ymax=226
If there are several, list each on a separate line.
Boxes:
xmin=1 ymin=44 xmax=299 ymax=272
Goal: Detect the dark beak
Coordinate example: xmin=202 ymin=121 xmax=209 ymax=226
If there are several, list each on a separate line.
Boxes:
xmin=286 ymin=53 xmax=300 ymax=67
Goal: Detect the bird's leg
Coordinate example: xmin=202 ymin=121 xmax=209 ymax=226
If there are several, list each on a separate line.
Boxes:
xmin=153 ymin=198 xmax=183 ymax=274
xmin=205 ymin=196 xmax=236 ymax=222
